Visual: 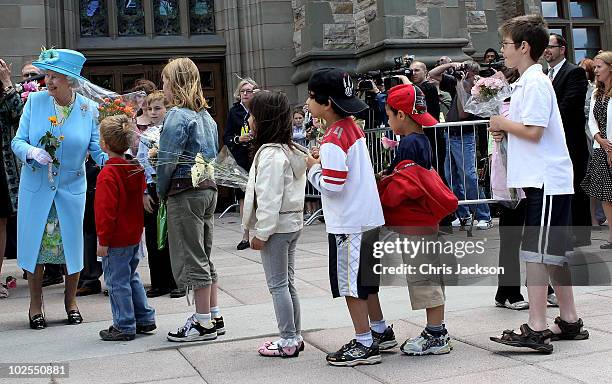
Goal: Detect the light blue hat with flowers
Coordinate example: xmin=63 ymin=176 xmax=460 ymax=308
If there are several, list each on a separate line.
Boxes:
xmin=32 ymin=48 xmax=88 ymax=82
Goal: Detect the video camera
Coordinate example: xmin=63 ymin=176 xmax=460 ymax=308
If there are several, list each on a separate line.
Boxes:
xmin=479 ymin=60 xmax=506 ymax=77
xmin=445 ymin=64 xmax=466 ymax=80
xmin=356 ymin=55 xmax=415 ymax=93
xmin=482 ymin=60 xmax=505 ymax=71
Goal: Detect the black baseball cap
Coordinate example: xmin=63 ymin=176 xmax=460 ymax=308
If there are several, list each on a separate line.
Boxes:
xmin=308 ymin=68 xmax=368 ymax=115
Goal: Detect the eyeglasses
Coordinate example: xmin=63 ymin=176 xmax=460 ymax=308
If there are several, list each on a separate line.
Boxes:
xmin=546 ymin=45 xmax=562 ymax=49
xmin=22 ymin=72 xmax=40 ymax=79
xmin=500 ymin=41 xmax=516 ymax=49
xmin=240 ymin=89 xmax=254 ymax=95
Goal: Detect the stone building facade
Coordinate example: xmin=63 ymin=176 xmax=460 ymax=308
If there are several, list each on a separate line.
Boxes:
xmin=1 ymin=0 xmax=611 ymax=109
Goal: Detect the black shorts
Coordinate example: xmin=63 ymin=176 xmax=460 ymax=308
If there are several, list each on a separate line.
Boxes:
xmin=520 ymin=188 xmax=572 ymax=266
xmin=328 ymin=228 xmax=380 ymax=299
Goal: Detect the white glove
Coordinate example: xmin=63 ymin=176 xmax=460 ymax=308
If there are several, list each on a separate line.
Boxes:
xmin=27 ymin=147 xmax=53 ymax=165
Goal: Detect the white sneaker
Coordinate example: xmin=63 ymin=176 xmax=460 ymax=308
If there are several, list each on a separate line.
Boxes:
xmin=547 ymin=293 xmax=559 ymax=307
xmin=495 ymin=299 xmax=529 ymax=310
xmin=400 ymin=329 xmax=452 ymax=355
xmin=476 ymin=220 xmax=493 ymax=230
xmin=451 ymin=216 xmax=471 ymax=227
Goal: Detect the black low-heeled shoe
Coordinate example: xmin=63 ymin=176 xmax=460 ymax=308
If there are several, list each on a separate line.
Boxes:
xmin=66 ymin=309 xmax=83 ymax=325
xmin=236 ymin=240 xmax=250 ymax=250
xmin=29 ymin=311 xmax=47 ymax=330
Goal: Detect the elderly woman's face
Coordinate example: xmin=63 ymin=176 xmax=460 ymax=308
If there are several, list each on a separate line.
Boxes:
xmin=45 ymin=70 xmax=71 ymax=99
xmin=240 ymin=83 xmax=255 ymax=105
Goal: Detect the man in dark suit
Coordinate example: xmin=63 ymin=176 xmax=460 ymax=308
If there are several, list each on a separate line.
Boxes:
xmin=544 ymin=33 xmax=591 ymax=246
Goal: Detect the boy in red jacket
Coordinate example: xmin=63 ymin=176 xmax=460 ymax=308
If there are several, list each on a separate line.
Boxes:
xmin=95 ymin=114 xmax=156 ymax=341
xmin=380 ymin=84 xmax=455 ymax=355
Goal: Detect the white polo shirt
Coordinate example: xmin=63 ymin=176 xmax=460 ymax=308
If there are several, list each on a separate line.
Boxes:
xmin=506 ymin=64 xmax=574 ymax=195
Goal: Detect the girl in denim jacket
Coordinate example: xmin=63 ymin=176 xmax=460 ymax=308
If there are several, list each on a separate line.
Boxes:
xmin=157 ymin=58 xmax=224 ymax=343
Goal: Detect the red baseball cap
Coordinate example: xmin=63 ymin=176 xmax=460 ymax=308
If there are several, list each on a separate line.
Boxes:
xmin=386 ymin=84 xmax=438 ymax=127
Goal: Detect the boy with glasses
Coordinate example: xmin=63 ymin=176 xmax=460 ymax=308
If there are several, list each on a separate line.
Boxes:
xmin=489 ymin=15 xmax=588 ymax=353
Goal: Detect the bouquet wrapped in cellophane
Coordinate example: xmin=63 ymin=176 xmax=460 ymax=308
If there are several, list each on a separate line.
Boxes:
xmin=151 ymin=145 xmax=248 ymax=191
xmin=190 ymin=147 xmax=249 ymax=191
xmin=463 ymin=77 xmax=513 ymax=118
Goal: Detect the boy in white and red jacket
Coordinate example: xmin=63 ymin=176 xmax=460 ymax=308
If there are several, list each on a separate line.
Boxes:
xmin=379 ymin=83 xmax=457 ymax=356
xmin=95 ymin=114 xmax=156 ymax=342
xmin=305 ymin=68 xmax=391 ymax=367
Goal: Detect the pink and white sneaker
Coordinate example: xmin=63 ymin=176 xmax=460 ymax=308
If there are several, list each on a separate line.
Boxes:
xmin=257 ymin=340 xmax=300 ymax=358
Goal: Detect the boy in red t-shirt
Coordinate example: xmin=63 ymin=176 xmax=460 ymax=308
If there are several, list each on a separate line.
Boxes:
xmin=380 ymin=84 xmax=455 ymax=355
xmin=95 ymin=114 xmax=156 ymax=341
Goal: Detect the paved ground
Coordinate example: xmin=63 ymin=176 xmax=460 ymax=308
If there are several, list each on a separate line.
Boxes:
xmin=1 ymin=214 xmax=611 ymax=384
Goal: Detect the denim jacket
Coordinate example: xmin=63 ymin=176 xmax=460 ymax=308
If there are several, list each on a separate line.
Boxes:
xmin=157 ymin=107 xmax=218 ymax=200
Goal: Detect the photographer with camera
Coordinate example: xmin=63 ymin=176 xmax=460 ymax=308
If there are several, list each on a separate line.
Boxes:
xmin=409 ymin=61 xmax=444 ymax=174
xmin=430 ymin=60 xmax=493 ymax=230
xmin=356 ymin=78 xmax=387 ymax=129
xmin=481 ymin=48 xmax=501 ymax=77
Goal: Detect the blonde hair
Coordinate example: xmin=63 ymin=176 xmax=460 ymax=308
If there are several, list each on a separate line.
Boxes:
xmin=233 ymin=78 xmax=259 ymax=101
xmin=145 ymin=90 xmax=166 ymax=106
xmin=594 ymin=51 xmax=612 ymax=98
xmin=161 ymin=58 xmax=208 ymax=112
xmin=100 ymin=114 xmax=134 ymax=154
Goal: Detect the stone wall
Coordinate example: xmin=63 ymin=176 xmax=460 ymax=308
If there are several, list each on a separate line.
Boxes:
xmin=355 ymin=0 xmax=377 ymax=48
xmin=217 ymin=0 xmax=297 ymax=102
xmin=0 ymin=0 xmax=71 ymax=82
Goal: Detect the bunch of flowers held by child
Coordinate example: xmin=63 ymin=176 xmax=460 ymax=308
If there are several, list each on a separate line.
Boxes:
xmin=97 ymin=97 xmax=136 ymax=123
xmin=463 ymin=76 xmax=512 ymax=118
xmin=142 ymin=119 xmax=248 ymax=191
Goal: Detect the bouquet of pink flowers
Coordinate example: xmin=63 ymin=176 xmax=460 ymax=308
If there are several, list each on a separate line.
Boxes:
xmin=463 ymin=77 xmax=512 ymax=118
xmin=381 ymin=136 xmax=399 ymax=150
xmin=16 ymin=80 xmax=43 ymax=101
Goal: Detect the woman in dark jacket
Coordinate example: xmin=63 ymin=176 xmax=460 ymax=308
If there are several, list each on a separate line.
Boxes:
xmin=222 ymin=78 xmax=258 ymax=250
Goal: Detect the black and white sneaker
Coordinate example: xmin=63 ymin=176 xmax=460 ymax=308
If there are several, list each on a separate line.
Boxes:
xmin=371 ymin=325 xmax=398 ymax=351
xmin=167 ymin=315 xmax=217 ymax=342
xmin=326 ymin=339 xmax=381 ymax=367
xmin=213 ymin=316 xmax=225 ymax=335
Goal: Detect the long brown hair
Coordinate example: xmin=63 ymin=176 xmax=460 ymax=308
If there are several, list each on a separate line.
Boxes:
xmin=594 ymin=51 xmax=612 ymax=98
xmin=161 ymin=58 xmax=208 ymax=112
xmin=579 ymin=58 xmax=595 ymax=82
xmin=250 ymin=90 xmax=293 ymax=153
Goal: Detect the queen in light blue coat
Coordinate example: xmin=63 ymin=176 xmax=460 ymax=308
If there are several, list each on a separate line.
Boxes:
xmin=11 ymin=49 xmax=106 ymax=329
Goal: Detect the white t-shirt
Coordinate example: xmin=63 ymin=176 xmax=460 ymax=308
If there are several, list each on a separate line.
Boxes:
xmin=307 ymin=117 xmax=385 ymax=234
xmin=506 ymin=63 xmax=574 ymax=195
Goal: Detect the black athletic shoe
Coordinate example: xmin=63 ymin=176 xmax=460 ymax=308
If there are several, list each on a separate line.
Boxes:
xmin=213 ymin=316 xmax=225 ymax=335
xmin=99 ymin=325 xmax=135 ymax=341
xmin=371 ymin=325 xmax=398 ymax=351
xmin=167 ymin=315 xmax=217 ymax=342
xmin=326 ymin=339 xmax=381 ymax=367
xmin=136 ymin=323 xmax=157 ymax=334
xmin=169 ymin=288 xmax=186 ymax=298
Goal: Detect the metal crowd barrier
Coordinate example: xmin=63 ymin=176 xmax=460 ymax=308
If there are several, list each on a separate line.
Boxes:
xmin=305 ymin=120 xmax=499 ymax=226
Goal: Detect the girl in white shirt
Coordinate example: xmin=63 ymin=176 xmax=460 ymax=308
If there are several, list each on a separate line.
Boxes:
xmin=242 ymin=90 xmax=307 ymax=358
